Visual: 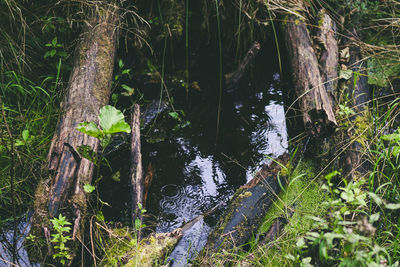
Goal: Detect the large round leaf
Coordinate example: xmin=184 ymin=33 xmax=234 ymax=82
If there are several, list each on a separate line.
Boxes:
xmin=99 ymin=105 xmax=131 ymax=134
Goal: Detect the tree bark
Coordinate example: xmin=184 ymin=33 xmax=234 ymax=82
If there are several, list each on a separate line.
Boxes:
xmin=29 ymin=5 xmax=118 ymax=263
xmin=282 ymin=15 xmax=337 ymax=136
xmin=205 ymin=153 xmax=290 ymax=252
xmin=130 ymin=104 xmax=144 ymax=228
xmin=315 ymin=9 xmax=339 ymax=105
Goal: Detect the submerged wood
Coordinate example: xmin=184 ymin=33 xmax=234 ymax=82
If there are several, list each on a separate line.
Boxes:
xmin=29 ymin=6 xmax=118 ymax=263
xmin=283 ymin=15 xmax=337 ymax=136
xmin=205 ymin=153 xmax=290 ymax=251
xmin=130 ymin=104 xmax=144 ymax=228
xmin=226 ymin=41 xmax=261 ymax=92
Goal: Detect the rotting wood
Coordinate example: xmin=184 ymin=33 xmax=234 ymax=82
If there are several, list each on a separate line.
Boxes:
xmin=283 ymin=15 xmax=337 ymax=136
xmin=130 ymin=104 xmax=144 ymax=229
xmin=226 ymin=41 xmax=261 ymax=92
xmin=205 ymin=153 xmax=290 ymax=252
xmin=315 ymin=9 xmax=339 ymax=105
xmin=29 ymin=5 xmax=118 ymax=264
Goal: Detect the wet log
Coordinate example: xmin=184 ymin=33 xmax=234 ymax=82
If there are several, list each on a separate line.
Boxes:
xmin=205 ymin=153 xmax=290 ymax=251
xmin=29 ymin=5 xmax=118 ymax=263
xmin=226 ymin=41 xmax=261 ymax=92
xmin=340 ymin=29 xmax=371 ymax=179
xmin=130 ymin=104 xmax=144 ymax=226
xmin=283 ymin=15 xmax=337 ymax=136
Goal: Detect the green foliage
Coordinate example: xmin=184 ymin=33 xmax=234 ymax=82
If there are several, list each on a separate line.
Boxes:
xmin=83 ymin=183 xmax=95 ymax=193
xmin=50 ymin=214 xmax=72 ymax=265
xmin=286 ymin=177 xmax=400 ymax=266
xmin=44 ymin=37 xmax=67 ymax=59
xmin=76 ymin=105 xmax=131 ymax=149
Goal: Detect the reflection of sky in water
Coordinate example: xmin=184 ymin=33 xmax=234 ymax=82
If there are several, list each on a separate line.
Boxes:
xmin=0 ymin=214 xmax=40 ymax=267
xmin=247 ymin=101 xmax=288 ymax=181
xmin=156 ymin=72 xmax=288 ymax=266
xmin=157 ymin=73 xmax=288 ymax=233
xmin=157 ymin=155 xmax=225 ymax=232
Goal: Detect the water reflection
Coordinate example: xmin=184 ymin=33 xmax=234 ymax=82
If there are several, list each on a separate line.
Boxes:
xmin=144 ymin=70 xmax=288 ymax=243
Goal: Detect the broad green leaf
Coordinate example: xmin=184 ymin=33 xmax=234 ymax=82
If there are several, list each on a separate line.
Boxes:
xmin=50 ymin=49 xmax=56 ymax=57
xmin=83 ymin=184 xmax=95 ymax=193
xmin=76 ymin=122 xmax=103 ymax=139
xmin=99 ymin=105 xmax=131 ymax=134
xmin=385 ymin=203 xmax=400 ymax=210
xmin=168 ymin=112 xmax=180 ymax=120
xmin=22 ymin=129 xmax=29 ymax=142
xmin=15 ymin=139 xmax=25 ymax=146
xmin=381 ymin=133 xmax=400 ymax=143
xmin=368 ymin=192 xmax=383 ymax=205
xmin=107 ymin=121 xmax=131 ymax=134
xmin=52 ymin=37 xmax=58 ymax=46
xmin=370 ymin=213 xmax=380 ymax=223
xmin=118 ymin=59 xmax=124 ymax=69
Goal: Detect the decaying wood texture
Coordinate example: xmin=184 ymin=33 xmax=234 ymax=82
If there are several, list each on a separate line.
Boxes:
xmin=29 ymin=6 xmax=118 ymax=263
xmin=315 ymin=9 xmax=339 ymax=105
xmin=130 ymin=104 xmax=144 ymax=227
xmin=340 ymin=29 xmax=371 ymax=179
xmin=205 ymin=153 xmax=289 ymax=251
xmin=226 ymin=41 xmax=261 ymax=92
xmin=283 ymin=15 xmax=337 ymax=136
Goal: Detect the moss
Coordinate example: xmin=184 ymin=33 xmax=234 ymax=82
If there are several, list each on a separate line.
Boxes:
xmin=353 ymin=109 xmax=372 ymax=146
xmin=100 ymin=228 xmax=182 ymax=267
xmin=255 ymin=159 xmax=330 ymax=265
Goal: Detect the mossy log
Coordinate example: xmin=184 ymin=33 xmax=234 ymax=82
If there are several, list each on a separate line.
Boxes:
xmin=29 ymin=6 xmax=118 ymax=264
xmin=205 ymin=153 xmax=289 ymax=251
xmin=283 ymin=15 xmax=337 ymax=136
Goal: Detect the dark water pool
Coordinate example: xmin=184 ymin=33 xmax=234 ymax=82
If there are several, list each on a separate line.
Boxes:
xmin=139 ymin=49 xmax=288 ymax=264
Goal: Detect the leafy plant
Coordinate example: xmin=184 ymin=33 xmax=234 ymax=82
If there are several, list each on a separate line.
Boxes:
xmin=44 ymin=37 xmax=67 ymax=59
xmin=50 ymin=214 xmax=72 ymax=265
xmin=287 ymin=175 xmax=400 ymax=266
xmin=76 ymin=105 xmax=131 ymax=149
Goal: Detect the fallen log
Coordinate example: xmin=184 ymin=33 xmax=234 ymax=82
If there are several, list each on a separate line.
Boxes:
xmin=205 ymin=153 xmax=290 ymax=252
xmin=226 ymin=41 xmax=261 ymax=92
xmin=29 ymin=5 xmax=118 ymax=264
xmin=282 ymin=15 xmax=337 ymax=136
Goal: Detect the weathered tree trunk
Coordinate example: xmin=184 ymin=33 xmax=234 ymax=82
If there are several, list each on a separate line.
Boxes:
xmin=315 ymin=10 xmax=339 ymax=105
xmin=130 ymin=104 xmax=144 ymax=228
xmin=226 ymin=41 xmax=261 ymax=92
xmin=205 ymin=153 xmax=289 ymax=251
xmin=29 ymin=6 xmax=118 ymax=263
xmin=340 ymin=29 xmax=371 ymax=179
xmin=283 ymin=15 xmax=337 ymax=136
